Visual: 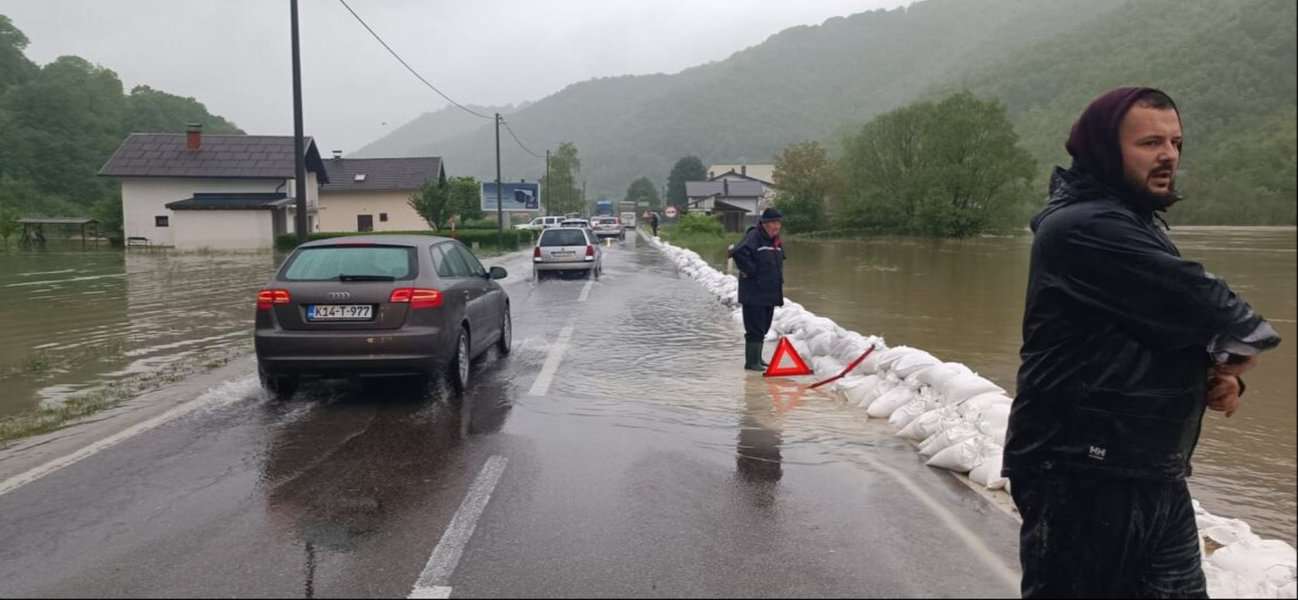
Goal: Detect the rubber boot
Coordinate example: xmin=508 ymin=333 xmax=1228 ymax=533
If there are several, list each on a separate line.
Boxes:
xmin=744 ymin=342 xmax=765 ymax=372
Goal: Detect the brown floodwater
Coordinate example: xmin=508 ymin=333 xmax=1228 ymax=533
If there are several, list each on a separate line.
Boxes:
xmin=697 ymin=227 xmax=1296 ymax=544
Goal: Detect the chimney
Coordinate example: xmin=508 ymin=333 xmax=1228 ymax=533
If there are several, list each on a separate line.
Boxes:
xmin=332 ymin=150 xmax=343 ymax=159
xmin=740 ymin=165 xmax=747 ymax=176
xmin=185 ymin=123 xmax=202 ymax=151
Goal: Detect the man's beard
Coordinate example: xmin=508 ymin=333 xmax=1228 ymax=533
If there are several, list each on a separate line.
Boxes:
xmin=1124 ymin=168 xmax=1182 ymax=212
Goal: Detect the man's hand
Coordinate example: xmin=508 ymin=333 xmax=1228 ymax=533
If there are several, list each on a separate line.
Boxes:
xmin=1206 ymin=375 xmax=1242 ymax=418
xmin=1215 ymin=354 xmax=1260 ymax=377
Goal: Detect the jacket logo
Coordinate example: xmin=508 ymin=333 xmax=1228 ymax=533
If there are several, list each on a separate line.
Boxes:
xmin=1088 ymin=446 xmax=1107 ymax=461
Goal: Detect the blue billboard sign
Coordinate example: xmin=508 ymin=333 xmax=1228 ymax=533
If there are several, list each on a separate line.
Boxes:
xmin=481 ymin=181 xmax=541 ymax=212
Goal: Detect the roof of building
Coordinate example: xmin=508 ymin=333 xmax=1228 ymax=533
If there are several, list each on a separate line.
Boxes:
xmin=707 ymin=164 xmax=775 ymax=184
xmin=319 ymin=157 xmax=444 ymax=193
xmin=165 ymin=192 xmax=292 ymax=211
xmin=99 ymin=134 xmax=329 ymax=182
xmin=17 ymin=217 xmax=98 ymax=225
xmin=685 ymin=180 xmax=765 ymax=199
xmin=708 ymin=169 xmax=776 ymax=186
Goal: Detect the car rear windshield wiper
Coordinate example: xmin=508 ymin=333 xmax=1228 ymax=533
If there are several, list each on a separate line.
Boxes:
xmin=338 ymin=274 xmax=396 ymax=282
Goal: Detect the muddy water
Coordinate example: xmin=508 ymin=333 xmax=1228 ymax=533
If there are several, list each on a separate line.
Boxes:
xmin=0 ymin=245 xmax=280 ymax=417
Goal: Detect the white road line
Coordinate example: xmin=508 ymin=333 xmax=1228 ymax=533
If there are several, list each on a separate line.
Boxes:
xmin=0 ymin=375 xmax=259 ymax=499
xmin=856 ymin=455 xmax=1021 ymax=590
xmin=527 ymin=325 xmax=573 ymax=397
xmin=408 ymin=455 xmax=509 ymax=599
xmin=577 ymin=280 xmax=594 ymax=302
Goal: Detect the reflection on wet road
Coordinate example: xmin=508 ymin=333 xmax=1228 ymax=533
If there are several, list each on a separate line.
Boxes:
xmin=0 ymin=232 xmax=1020 ymax=597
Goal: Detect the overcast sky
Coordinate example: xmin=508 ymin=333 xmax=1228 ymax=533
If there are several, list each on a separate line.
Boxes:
xmin=2 ymin=0 xmax=910 ymax=153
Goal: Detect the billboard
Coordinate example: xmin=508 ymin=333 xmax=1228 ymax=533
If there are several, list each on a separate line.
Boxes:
xmin=481 ymin=181 xmax=541 ymax=212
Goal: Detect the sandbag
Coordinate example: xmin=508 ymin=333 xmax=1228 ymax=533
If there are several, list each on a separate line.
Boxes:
xmin=888 ymin=398 xmax=931 ymax=429
xmin=874 ymin=346 xmax=922 ymax=374
xmin=897 ymin=408 xmax=946 ymax=441
xmin=927 ymin=436 xmax=985 ymax=473
xmin=919 ymin=423 xmax=979 ymax=456
xmin=840 ymin=375 xmax=880 ymax=407
xmin=808 ymin=331 xmax=836 ymax=357
xmin=867 ymin=386 xmax=914 ymax=418
xmin=960 ymin=392 xmax=1014 ymax=420
xmin=812 ymin=355 xmax=844 ymax=377
xmin=940 ymin=373 xmax=1005 ymax=406
xmin=916 ymin=362 xmax=973 ymax=388
xmin=969 ymin=451 xmax=1007 ymax=490
xmin=891 ymin=350 xmax=940 ymax=378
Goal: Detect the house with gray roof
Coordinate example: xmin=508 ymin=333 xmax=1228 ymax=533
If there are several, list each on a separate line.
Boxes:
xmin=317 ymin=153 xmax=445 ymax=232
xmin=685 ymin=179 xmax=769 ymax=232
xmin=99 ymin=124 xmax=328 ymax=250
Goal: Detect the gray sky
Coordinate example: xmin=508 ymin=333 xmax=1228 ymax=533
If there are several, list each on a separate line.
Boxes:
xmin=2 ymin=0 xmax=910 ymax=153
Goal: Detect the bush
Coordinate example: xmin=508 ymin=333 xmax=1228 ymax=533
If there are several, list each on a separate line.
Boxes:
xmin=674 ymin=212 xmax=725 ymax=237
xmin=275 ymin=229 xmax=531 ymax=252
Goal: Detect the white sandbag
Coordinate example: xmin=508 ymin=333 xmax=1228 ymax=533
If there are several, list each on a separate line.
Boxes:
xmin=897 ymin=408 xmax=947 ymax=441
xmin=867 ymin=386 xmax=914 ymax=418
xmin=960 ymin=392 xmax=1014 ymax=420
xmin=840 ymin=375 xmax=880 ymax=407
xmin=874 ymin=346 xmax=923 ymax=374
xmin=1206 ymin=538 xmax=1298 ymax=591
xmin=808 ymin=331 xmax=836 ymax=357
xmin=845 ymin=339 xmax=887 ymax=375
xmin=969 ymin=448 xmax=1007 ymax=490
xmin=927 ymin=436 xmax=985 ymax=473
xmin=916 ymin=362 xmax=973 ymax=388
xmin=891 ymin=350 xmax=940 ymax=378
xmin=889 ymin=398 xmax=931 ymax=429
xmin=919 ymin=423 xmax=979 ymax=456
xmin=940 ymin=373 xmax=1005 ymax=406
xmin=812 ymin=355 xmax=844 ymax=377
xmin=859 ymin=374 xmax=900 ymax=410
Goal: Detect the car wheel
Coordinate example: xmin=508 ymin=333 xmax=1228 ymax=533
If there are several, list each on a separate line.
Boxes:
xmin=497 ymin=307 xmax=512 ymax=355
xmin=260 ymin=369 xmax=298 ymax=400
xmin=447 ymin=326 xmax=470 ymax=395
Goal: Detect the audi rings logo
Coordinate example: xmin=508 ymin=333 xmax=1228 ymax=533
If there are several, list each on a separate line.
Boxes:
xmin=327 ymin=291 xmax=351 ymax=301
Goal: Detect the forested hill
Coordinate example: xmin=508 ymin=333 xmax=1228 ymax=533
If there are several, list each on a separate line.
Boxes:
xmin=353 ymin=102 xmax=524 ymax=158
xmin=0 ymin=15 xmax=241 ymax=225
xmin=364 ymin=0 xmax=1295 ymax=225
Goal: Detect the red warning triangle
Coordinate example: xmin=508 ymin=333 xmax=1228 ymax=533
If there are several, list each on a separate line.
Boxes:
xmin=764 ymin=337 xmax=813 ymax=377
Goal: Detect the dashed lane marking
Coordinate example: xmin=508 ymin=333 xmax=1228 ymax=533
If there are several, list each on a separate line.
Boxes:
xmin=408 ymin=455 xmax=509 ymax=599
xmin=527 ymin=325 xmax=573 ymax=397
xmin=578 ymin=279 xmax=594 ymax=302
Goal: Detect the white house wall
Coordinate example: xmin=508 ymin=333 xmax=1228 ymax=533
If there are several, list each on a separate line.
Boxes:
xmin=120 ymin=177 xmax=284 ymax=246
xmin=318 ymin=190 xmax=426 ymax=232
xmin=171 ymin=210 xmax=274 ymax=251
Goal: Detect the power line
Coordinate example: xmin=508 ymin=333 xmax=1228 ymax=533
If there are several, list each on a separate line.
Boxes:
xmin=336 ymin=0 xmax=492 ymax=121
xmin=500 ymin=117 xmax=544 ymax=159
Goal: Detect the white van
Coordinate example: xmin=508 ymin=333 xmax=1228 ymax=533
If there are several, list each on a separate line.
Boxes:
xmin=620 ymin=212 xmax=637 ymax=230
xmin=515 ymin=216 xmax=564 ymax=231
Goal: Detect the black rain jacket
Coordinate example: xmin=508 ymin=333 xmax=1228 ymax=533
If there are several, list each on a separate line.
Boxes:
xmin=732 ymin=225 xmax=785 ymax=307
xmin=1003 ymin=167 xmax=1280 ymax=480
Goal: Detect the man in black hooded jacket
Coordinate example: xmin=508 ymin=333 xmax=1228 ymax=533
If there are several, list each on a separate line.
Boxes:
xmin=732 ymin=208 xmax=785 ymax=371
xmin=1004 ymin=87 xmax=1281 ymax=598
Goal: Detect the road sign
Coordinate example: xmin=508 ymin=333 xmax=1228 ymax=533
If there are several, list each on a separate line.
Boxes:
xmin=664 ymin=206 xmax=679 ymax=218
xmin=764 ymin=337 xmax=813 ymax=377
xmin=481 ymin=181 xmax=541 ymax=212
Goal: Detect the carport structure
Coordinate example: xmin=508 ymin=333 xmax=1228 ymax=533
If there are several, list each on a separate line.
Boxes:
xmin=17 ymin=217 xmax=101 ymax=247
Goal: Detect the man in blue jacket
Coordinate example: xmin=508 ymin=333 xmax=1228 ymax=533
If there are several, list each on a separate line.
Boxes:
xmin=1004 ymin=87 xmax=1281 ymax=598
xmin=731 ymin=208 xmax=786 ymax=371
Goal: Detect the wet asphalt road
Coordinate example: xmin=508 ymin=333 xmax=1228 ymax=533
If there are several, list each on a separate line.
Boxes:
xmin=0 ymin=232 xmax=1021 ymax=598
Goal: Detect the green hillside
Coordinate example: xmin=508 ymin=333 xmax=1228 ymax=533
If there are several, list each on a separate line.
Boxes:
xmin=352 ymin=102 xmax=523 ymax=158
xmin=366 ymin=0 xmax=1295 ymax=224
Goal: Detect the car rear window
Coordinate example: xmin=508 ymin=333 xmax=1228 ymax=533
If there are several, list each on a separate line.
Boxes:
xmin=281 ymin=245 xmax=417 ymax=281
xmin=540 ymin=229 xmax=589 ymax=247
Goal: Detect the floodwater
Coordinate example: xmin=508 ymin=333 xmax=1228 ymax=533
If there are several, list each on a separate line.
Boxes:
xmin=702 ymin=227 xmax=1297 ymax=544
xmin=0 ymin=245 xmax=279 ymax=417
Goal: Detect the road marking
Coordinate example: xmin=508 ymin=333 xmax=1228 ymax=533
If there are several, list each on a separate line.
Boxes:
xmin=578 ymin=280 xmax=594 ymax=302
xmin=527 ymin=325 xmax=573 ymax=397
xmin=0 ymin=375 xmax=259 ymax=499
xmin=855 ymin=455 xmax=1021 ymax=591
xmin=408 ymin=455 xmax=508 ymax=599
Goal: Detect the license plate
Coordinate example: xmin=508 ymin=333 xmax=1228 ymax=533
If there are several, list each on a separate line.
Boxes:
xmin=307 ymin=304 xmax=373 ymax=321
xmin=552 ymin=251 xmax=575 ymax=257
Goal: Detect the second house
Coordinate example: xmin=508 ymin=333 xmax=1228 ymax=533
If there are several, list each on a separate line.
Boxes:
xmin=318 ymin=153 xmax=445 ymax=232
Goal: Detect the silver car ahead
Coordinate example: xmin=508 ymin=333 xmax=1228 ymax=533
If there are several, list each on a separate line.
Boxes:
xmin=533 ymin=227 xmax=602 ymax=280
xmin=254 ymin=235 xmax=511 ymax=399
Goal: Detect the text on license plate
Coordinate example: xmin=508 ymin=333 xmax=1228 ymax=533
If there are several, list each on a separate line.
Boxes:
xmin=307 ymin=304 xmax=373 ymax=321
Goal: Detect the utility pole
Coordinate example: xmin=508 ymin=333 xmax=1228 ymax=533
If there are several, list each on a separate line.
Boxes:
xmin=581 ymin=180 xmax=587 ymax=217
xmin=290 ymin=0 xmax=307 ymax=243
xmin=494 ymin=113 xmax=503 ymax=248
xmin=544 ymin=149 xmax=550 ymax=217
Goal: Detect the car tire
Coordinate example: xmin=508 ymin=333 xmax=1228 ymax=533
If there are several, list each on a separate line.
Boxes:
xmin=260 ymin=369 xmax=298 ymax=400
xmin=447 ymin=326 xmax=470 ymax=396
xmin=497 ymin=307 xmax=512 ymax=355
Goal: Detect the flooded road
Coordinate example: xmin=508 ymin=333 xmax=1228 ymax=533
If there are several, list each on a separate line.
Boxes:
xmin=0 ymin=247 xmax=279 ymax=417
xmin=0 ymin=234 xmax=1021 ymax=597
xmin=698 ymin=227 xmax=1297 ymax=544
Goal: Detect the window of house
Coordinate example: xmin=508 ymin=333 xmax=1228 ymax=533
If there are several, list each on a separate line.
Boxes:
xmin=155 ymin=215 xmax=169 ymax=227
xmin=379 ymin=213 xmax=388 ymax=222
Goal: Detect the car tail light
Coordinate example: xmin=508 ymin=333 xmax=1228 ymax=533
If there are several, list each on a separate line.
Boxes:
xmin=533 ymin=246 xmax=541 ymax=260
xmin=257 ymin=289 xmax=291 ymax=311
xmin=586 ymin=245 xmax=595 ymax=257
xmin=389 ymin=288 xmax=443 ymax=309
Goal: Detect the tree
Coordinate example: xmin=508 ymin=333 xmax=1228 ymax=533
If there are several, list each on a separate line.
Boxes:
xmin=0 ymin=15 xmax=37 ymax=94
xmin=666 ymin=156 xmax=706 ymax=208
xmin=541 ymin=142 xmax=582 ymax=215
xmin=447 ymin=176 xmax=482 ymax=222
xmin=123 ymin=85 xmax=243 ymax=135
xmin=623 ymin=176 xmax=660 ymax=209
xmin=839 ymin=91 xmax=1035 ymax=237
xmin=772 ymin=141 xmax=837 ymax=232
xmin=408 ymin=179 xmax=452 ymax=229
xmin=0 ymin=205 xmax=18 ymax=249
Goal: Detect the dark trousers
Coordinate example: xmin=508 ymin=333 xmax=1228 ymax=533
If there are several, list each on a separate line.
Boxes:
xmin=651 ymin=223 xmax=658 ymax=236
xmin=1010 ymin=474 xmax=1207 ymax=599
xmin=741 ymin=304 xmax=775 ymax=344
